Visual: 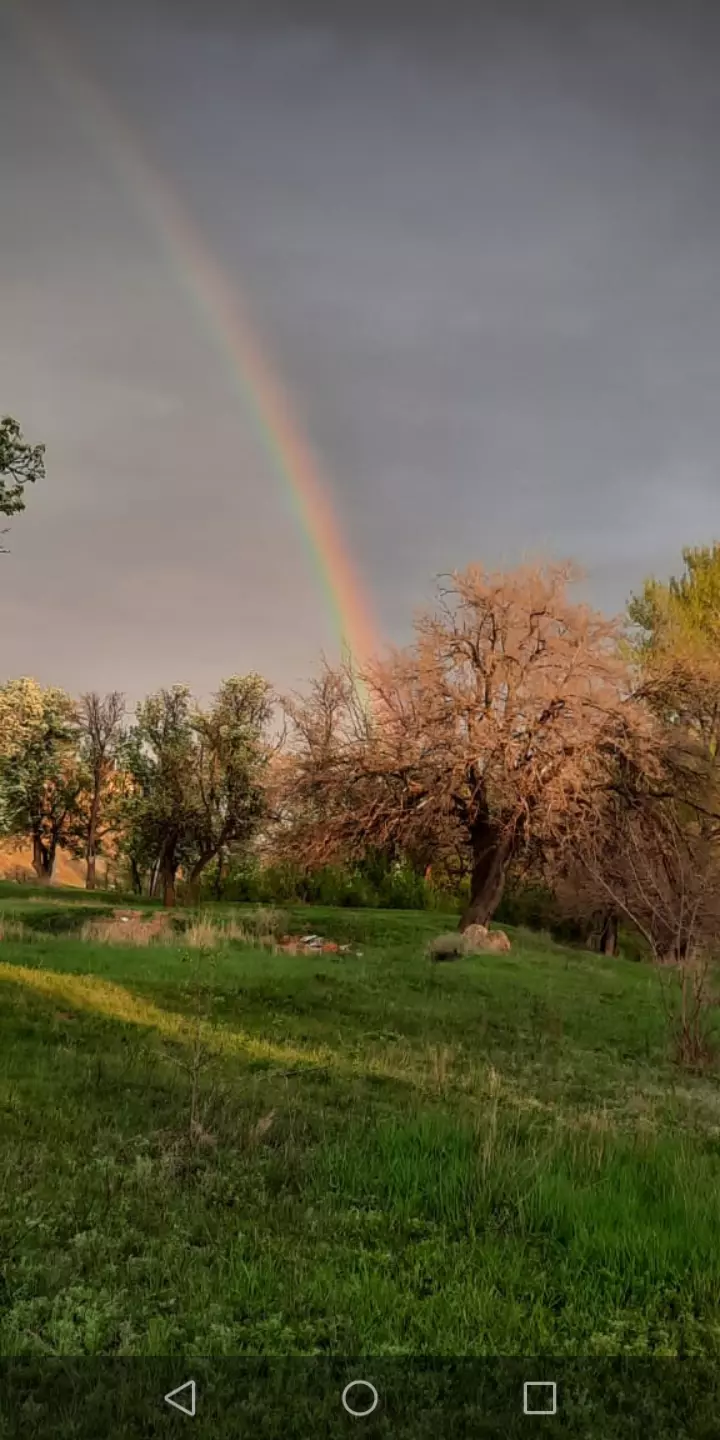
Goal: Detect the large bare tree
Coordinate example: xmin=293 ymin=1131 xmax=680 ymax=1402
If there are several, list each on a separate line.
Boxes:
xmin=280 ymin=563 xmax=638 ymax=929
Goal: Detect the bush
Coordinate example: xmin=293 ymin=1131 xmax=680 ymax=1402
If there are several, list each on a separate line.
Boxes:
xmin=197 ymin=853 xmax=459 ymax=912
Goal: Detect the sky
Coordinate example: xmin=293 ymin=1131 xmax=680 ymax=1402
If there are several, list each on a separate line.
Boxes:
xmin=2 ymin=0 xmax=720 ymax=707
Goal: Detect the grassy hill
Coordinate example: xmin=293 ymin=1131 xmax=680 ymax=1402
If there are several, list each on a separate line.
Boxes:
xmin=0 ymin=886 xmax=719 ymax=1369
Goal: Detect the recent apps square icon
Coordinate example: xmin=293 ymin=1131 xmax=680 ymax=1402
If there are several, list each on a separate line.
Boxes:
xmin=523 ymin=1381 xmax=557 ymax=1416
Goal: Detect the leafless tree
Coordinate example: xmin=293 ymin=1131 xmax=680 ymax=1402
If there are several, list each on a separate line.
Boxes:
xmin=76 ymin=692 xmax=126 ymax=889
xmin=566 ymin=644 xmax=720 ymax=1063
xmin=279 ymin=563 xmax=641 ymax=930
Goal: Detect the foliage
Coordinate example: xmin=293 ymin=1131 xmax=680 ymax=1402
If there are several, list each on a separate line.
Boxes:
xmin=629 ymin=543 xmax=720 ymax=656
xmin=0 ymin=678 xmax=83 ymax=878
xmin=0 ymin=415 xmax=45 ymax=533
xmin=279 ymin=563 xmax=637 ymax=930
xmin=196 ymin=853 xmax=456 ymax=911
xmin=65 ymin=692 xmax=127 ymax=888
xmin=120 ymin=676 xmax=273 ymax=905
xmin=187 ymin=673 xmax=273 ymax=886
xmin=119 ymin=685 xmax=198 ymax=906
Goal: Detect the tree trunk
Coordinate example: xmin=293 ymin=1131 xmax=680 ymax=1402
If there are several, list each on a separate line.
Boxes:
xmin=189 ymin=852 xmax=214 ymax=889
xmin=31 ymin=833 xmax=44 ymax=881
xmin=149 ymin=858 xmax=161 ymax=900
xmin=32 ymin=833 xmax=55 ymax=883
xmin=459 ymin=819 xmax=515 ymax=931
xmin=599 ymin=909 xmax=619 ymax=956
xmin=86 ymin=855 xmax=97 ymax=891
xmin=214 ymin=850 xmax=226 ymax=901
xmin=162 ymin=863 xmax=177 ymax=908
xmin=130 ymin=857 xmax=142 ymax=895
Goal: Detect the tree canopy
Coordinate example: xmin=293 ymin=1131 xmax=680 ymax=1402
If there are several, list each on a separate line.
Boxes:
xmin=0 ymin=678 xmax=82 ymax=879
xmin=120 ymin=675 xmax=273 ymax=905
xmin=279 ymin=563 xmax=639 ymax=928
xmin=0 ymin=416 xmax=45 ymax=537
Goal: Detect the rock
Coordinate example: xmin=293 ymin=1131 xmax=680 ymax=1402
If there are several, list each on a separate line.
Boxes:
xmin=462 ymin=923 xmax=490 ymax=949
xmin=486 ymin=930 xmax=512 ymax=953
xmin=463 ymin=923 xmax=511 ymax=954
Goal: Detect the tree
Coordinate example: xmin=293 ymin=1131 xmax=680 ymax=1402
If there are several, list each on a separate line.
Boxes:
xmin=0 ymin=678 xmax=82 ymax=879
xmin=121 ymin=686 xmax=196 ymax=907
xmin=0 ymin=416 xmax=45 ymax=545
xmin=571 ymin=762 xmax=720 ymax=964
xmin=121 ymin=676 xmax=273 ymax=906
xmin=183 ymin=674 xmax=272 ymax=897
xmin=539 ymin=545 xmax=720 ymax=964
xmin=621 ymin=544 xmax=720 ymax=940
xmin=71 ymin=692 xmax=126 ymax=889
xmin=280 ymin=563 xmax=637 ymax=930
xmin=629 ymin=542 xmax=720 ymax=656
xmin=566 ymin=726 xmax=720 ymax=1064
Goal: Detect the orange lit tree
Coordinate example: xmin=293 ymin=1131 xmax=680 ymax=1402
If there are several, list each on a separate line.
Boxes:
xmin=280 ymin=563 xmax=639 ymax=930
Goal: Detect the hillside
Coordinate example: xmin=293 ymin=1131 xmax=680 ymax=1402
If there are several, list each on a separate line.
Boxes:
xmin=0 ymin=841 xmax=88 ymax=887
xmin=0 ymin=890 xmax=718 ymax=1380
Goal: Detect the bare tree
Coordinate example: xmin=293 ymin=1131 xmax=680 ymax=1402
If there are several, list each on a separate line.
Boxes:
xmin=280 ymin=563 xmax=638 ymax=930
xmin=76 ymin=692 xmax=126 ymax=889
xmin=565 ymin=640 xmax=720 ymax=1064
xmin=570 ymin=777 xmax=720 ymax=1063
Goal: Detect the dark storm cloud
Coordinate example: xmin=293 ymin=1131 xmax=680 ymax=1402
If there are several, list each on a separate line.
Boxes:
xmin=2 ymin=0 xmax=720 ymax=702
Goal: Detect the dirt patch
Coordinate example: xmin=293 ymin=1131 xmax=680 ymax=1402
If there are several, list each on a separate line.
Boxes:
xmin=81 ymin=910 xmax=174 ymax=945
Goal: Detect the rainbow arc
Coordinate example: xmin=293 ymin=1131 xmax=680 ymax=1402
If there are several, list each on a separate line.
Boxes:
xmin=6 ymin=2 xmax=379 ymax=669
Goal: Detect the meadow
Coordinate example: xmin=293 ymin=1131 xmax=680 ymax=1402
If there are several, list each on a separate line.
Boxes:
xmin=0 ymin=881 xmax=719 ymax=1368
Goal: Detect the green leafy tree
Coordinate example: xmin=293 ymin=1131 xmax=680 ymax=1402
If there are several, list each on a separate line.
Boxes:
xmin=121 ymin=676 xmax=272 ymax=906
xmin=0 ymin=416 xmax=45 ymax=545
xmin=121 ymin=686 xmax=196 ymax=907
xmin=629 ymin=543 xmax=720 ymax=774
xmin=629 ymin=543 xmax=720 ymax=656
xmin=184 ymin=674 xmax=272 ymax=896
xmin=0 ymin=678 xmax=83 ymax=879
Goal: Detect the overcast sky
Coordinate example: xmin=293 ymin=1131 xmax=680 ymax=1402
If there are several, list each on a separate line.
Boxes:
xmin=2 ymin=0 xmax=720 ymax=706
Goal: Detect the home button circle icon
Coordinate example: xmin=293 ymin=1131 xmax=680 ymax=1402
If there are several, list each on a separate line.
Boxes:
xmin=341 ymin=1380 xmax=380 ymax=1418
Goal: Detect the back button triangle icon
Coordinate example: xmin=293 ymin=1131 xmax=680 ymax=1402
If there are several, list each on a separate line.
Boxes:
xmin=164 ymin=1380 xmax=197 ymax=1417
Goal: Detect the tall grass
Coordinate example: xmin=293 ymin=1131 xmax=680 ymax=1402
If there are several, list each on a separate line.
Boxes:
xmin=78 ymin=907 xmax=286 ymax=949
xmin=0 ymin=914 xmax=25 ymax=941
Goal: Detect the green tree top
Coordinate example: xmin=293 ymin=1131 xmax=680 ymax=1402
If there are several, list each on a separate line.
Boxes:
xmin=628 ymin=543 xmax=720 ymax=655
xmin=0 ymin=416 xmax=45 ymax=519
xmin=629 ymin=544 xmax=720 ymax=775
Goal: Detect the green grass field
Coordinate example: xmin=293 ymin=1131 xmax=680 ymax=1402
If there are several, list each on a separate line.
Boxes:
xmin=1 ymin=884 xmax=720 ymax=1361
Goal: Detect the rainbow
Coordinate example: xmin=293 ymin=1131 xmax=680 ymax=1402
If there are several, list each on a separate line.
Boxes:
xmin=5 ymin=2 xmax=380 ymax=668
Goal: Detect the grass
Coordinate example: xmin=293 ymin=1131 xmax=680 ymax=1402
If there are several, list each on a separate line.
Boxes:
xmin=0 ymin=887 xmax=719 ymax=1366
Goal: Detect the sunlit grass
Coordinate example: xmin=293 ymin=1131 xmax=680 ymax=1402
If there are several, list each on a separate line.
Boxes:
xmin=0 ymin=898 xmax=720 ymax=1359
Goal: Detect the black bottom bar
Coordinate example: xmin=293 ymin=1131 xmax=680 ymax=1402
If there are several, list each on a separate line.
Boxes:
xmin=0 ymin=1357 xmax=718 ymax=1438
